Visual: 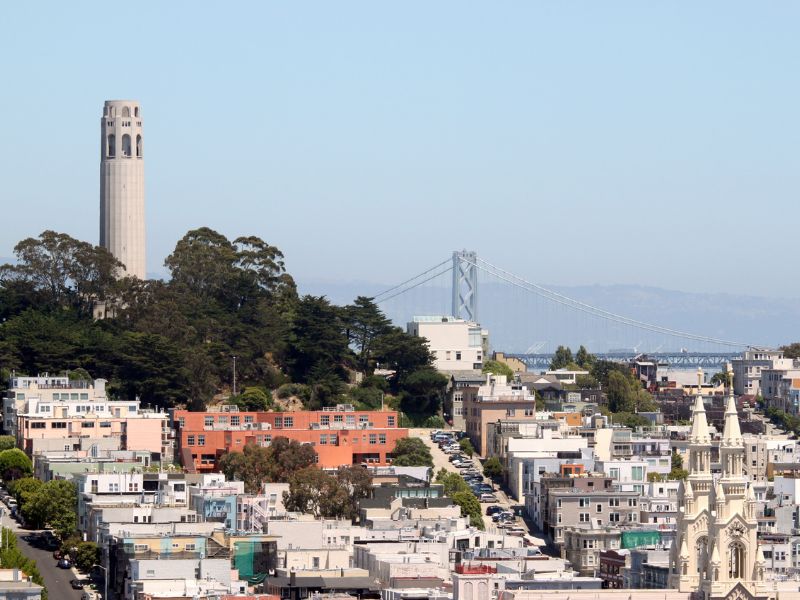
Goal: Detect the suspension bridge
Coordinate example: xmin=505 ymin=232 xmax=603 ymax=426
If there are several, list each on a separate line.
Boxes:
xmin=371 ymin=251 xmax=754 ymax=371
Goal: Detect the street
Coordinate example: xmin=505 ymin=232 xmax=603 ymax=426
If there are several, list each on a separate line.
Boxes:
xmin=410 ymin=428 xmax=545 ymax=544
xmin=2 ymin=515 xmax=84 ymax=600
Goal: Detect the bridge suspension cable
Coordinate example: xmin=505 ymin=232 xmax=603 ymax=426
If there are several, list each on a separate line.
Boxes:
xmin=466 ymin=256 xmax=749 ymax=348
xmin=373 ymin=261 xmax=453 ymax=304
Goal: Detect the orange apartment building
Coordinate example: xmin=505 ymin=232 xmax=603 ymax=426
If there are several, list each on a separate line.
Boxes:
xmin=173 ymin=405 xmax=408 ymax=472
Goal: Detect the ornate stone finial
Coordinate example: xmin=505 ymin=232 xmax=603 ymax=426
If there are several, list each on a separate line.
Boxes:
xmin=683 ymin=478 xmax=694 ymax=499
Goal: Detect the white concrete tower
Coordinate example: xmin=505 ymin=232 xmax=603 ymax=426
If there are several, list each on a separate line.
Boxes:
xmin=100 ymin=100 xmax=146 ymax=279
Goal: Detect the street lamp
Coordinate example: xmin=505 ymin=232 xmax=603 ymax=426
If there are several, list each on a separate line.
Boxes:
xmin=92 ymin=563 xmax=108 ymax=600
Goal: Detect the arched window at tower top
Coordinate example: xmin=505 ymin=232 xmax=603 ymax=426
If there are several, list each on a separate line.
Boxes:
xmin=122 ymin=106 xmax=131 ymax=118
xmin=107 ymin=134 xmax=116 ymax=158
xmin=134 ymin=107 xmax=139 ymax=117
xmin=136 ymin=135 xmax=142 ymax=158
xmin=121 ymin=134 xmax=131 ymax=158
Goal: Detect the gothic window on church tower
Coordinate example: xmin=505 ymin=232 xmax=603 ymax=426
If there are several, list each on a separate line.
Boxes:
xmin=696 ymin=537 xmax=708 ymax=578
xmin=728 ymin=542 xmax=745 ymax=579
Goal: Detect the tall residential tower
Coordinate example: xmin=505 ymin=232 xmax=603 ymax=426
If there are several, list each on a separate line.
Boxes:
xmin=100 ymin=100 xmax=145 ymax=279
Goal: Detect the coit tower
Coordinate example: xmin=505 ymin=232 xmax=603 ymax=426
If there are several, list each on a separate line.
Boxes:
xmin=100 ymin=100 xmax=146 ymax=279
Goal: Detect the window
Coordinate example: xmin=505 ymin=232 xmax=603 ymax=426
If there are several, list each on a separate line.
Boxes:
xmin=136 ymin=134 xmax=142 ymax=157
xmin=456 ymin=352 xmax=462 ymax=360
xmin=205 ymin=416 xmax=214 ymax=427
xmin=610 ymin=513 xmax=620 ymax=522
xmin=121 ymin=134 xmax=131 ymax=157
xmin=187 ymin=435 xmax=195 ymax=446
xmin=609 ymin=468 xmax=619 ymax=480
xmin=369 ymin=434 xmax=377 ymax=445
xmin=627 ymin=513 xmax=637 ymax=522
xmin=100 ymin=421 xmax=111 ymax=428
xmin=284 ymin=417 xmax=294 ymax=427
xmin=312 ymin=557 xmax=320 ymax=569
xmin=583 ymin=539 xmax=595 ymax=549
xmin=231 ymin=415 xmax=240 ymax=426
xmin=609 ymin=498 xmax=620 ymax=507
xmin=109 ymin=483 xmax=119 ymax=492
xmin=178 ymin=417 xmax=185 ymax=428
xmin=107 ymin=134 xmax=115 ymax=157
xmin=579 ymin=498 xmax=589 ymax=507
xmin=729 ymin=542 xmax=746 ymax=579
xmin=321 ymin=415 xmax=330 ymax=426
xmin=628 ymin=498 xmax=637 ymax=507
xmin=334 ymin=415 xmax=343 ymax=424
xmin=596 ymin=504 xmax=603 ymax=513
xmin=198 ymin=435 xmax=205 ymax=446
xmin=379 ymin=433 xmax=386 ymax=444
xmin=557 ymin=499 xmax=562 ymax=508
xmin=80 ymin=393 xmax=89 ymax=400
xmin=274 ymin=417 xmax=283 ymax=428
xmin=134 ymin=544 xmax=148 ymax=552
xmin=506 ymin=408 xmax=516 ymax=417
xmin=319 ymin=434 xmax=328 ymax=445
xmin=359 ymin=415 xmax=368 ymax=423
xmin=218 ymin=416 xmax=228 ymax=425
xmin=128 ymin=482 xmax=139 ymax=492
xmin=387 ymin=416 xmax=395 ymax=427
xmin=82 ymin=422 xmax=95 ymax=428
xmin=244 ymin=415 xmax=253 ymax=424
xmin=330 ymin=434 xmax=338 ymax=445
xmin=51 ymin=422 xmax=66 ymax=429
xmin=185 ymin=543 xmax=196 ymax=551
xmin=631 ymin=466 xmax=644 ymax=481
xmin=580 ymin=513 xmax=590 ymax=522
xmin=31 ymin=422 xmax=45 ymax=429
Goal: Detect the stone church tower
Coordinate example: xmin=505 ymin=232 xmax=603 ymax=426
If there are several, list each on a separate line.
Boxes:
xmin=100 ymin=100 xmax=146 ymax=279
xmin=671 ymin=392 xmax=768 ymax=600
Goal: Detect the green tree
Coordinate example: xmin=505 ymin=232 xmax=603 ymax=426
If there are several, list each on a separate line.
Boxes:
xmin=435 ymin=470 xmax=471 ymax=497
xmin=668 ymin=451 xmax=689 ymax=480
xmin=283 ymin=467 xmax=351 ymax=519
xmin=373 ymin=328 xmax=435 ymax=389
xmin=452 ymin=491 xmax=485 ymax=529
xmin=30 ymin=480 xmax=77 ymax=540
xmin=550 ymin=346 xmax=574 ymax=370
xmin=482 ymin=360 xmax=514 ymax=380
xmin=228 ymin=387 xmax=272 ymax=411
xmin=780 ymin=343 xmax=800 ymax=359
xmin=483 ymin=457 xmax=504 ymax=479
xmin=397 ymin=368 xmax=448 ymax=424
xmin=575 ymin=374 xmax=599 ymax=389
xmin=0 ymin=449 xmax=32 ymax=481
xmin=335 ymin=465 xmax=373 ymax=521
xmin=391 ymin=437 xmax=434 ymax=467
xmin=0 ymin=436 xmax=15 ymax=451
xmin=8 ymin=477 xmax=45 ymax=528
xmin=74 ymin=541 xmax=100 ymax=572
xmin=343 ymin=296 xmax=392 ymax=374
xmin=285 ymin=295 xmax=349 ymax=386
xmin=218 ymin=437 xmax=317 ymax=493
xmin=575 ymin=345 xmax=595 ymax=369
xmin=459 ymin=438 xmax=475 ymax=458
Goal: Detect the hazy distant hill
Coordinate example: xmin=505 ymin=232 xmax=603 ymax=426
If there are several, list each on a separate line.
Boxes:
xmin=297 ymin=279 xmax=800 ymax=352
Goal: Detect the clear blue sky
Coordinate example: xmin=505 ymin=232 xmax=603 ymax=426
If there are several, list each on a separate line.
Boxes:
xmin=1 ymin=2 xmax=798 ymax=296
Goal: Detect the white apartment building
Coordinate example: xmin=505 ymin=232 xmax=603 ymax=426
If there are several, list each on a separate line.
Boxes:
xmin=407 ymin=316 xmax=488 ymax=371
xmin=3 ymin=375 xmax=107 ymax=436
xmin=732 ymin=348 xmax=792 ymax=396
xmin=594 ymin=459 xmax=649 ymax=494
xmin=760 ymin=366 xmax=800 ymax=411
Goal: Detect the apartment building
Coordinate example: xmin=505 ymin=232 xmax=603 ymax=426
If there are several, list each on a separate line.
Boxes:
xmin=548 ymin=489 xmax=640 ymax=546
xmin=3 ymin=375 xmax=107 ymax=437
xmin=638 ymin=481 xmax=679 ymax=529
xmin=463 ymin=375 xmax=539 ymax=455
xmin=561 ymin=526 xmax=622 ymax=577
xmin=173 ymin=405 xmax=407 ymax=472
xmin=527 ymin=473 xmax=613 ymax=539
xmin=407 ymin=315 xmax=488 ymax=371
xmin=444 ymin=370 xmax=484 ymax=430
xmin=732 ymin=348 xmax=792 ymax=396
xmin=16 ymin=386 xmax=171 ymax=461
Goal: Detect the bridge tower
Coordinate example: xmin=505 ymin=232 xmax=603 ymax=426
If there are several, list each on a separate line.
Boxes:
xmin=451 ymin=250 xmax=478 ymax=322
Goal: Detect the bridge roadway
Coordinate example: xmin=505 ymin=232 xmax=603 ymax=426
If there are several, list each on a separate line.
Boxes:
xmin=506 ymin=352 xmax=743 ymax=371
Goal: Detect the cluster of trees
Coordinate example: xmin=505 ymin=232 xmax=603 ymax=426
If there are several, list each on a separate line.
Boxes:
xmin=0 ymin=528 xmax=46 ymax=600
xmin=0 ymin=229 xmax=447 ymax=422
xmin=549 ymin=345 xmax=658 ymax=421
xmin=217 ymin=436 xmax=373 ymax=520
xmin=7 ymin=478 xmax=78 ymax=540
xmin=0 ymin=448 xmax=33 ymax=481
xmin=434 ymin=469 xmax=484 ymax=529
xmin=765 ymin=407 xmax=800 ymax=437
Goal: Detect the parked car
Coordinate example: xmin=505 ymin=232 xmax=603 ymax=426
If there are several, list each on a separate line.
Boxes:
xmin=70 ymin=580 xmax=84 ymax=590
xmin=479 ymin=493 xmax=498 ymax=503
xmin=486 ymin=505 xmax=503 ymax=515
xmin=57 ymin=558 xmax=72 ymax=569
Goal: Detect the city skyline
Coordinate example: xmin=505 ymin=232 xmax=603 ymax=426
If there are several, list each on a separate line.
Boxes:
xmin=2 ymin=2 xmax=799 ymax=298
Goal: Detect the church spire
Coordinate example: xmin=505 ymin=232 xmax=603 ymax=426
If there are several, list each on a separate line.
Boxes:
xmin=690 ymin=394 xmax=711 ymax=445
xmin=722 ymin=393 xmax=742 ymax=446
